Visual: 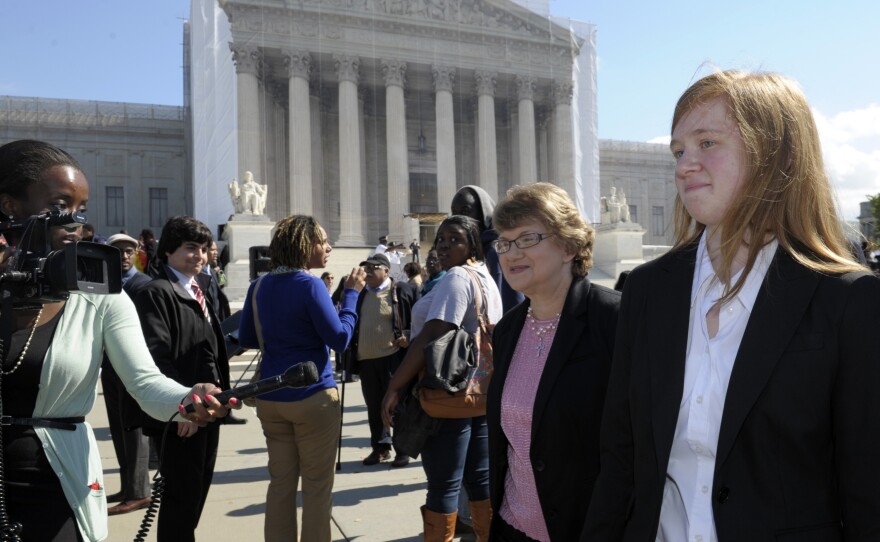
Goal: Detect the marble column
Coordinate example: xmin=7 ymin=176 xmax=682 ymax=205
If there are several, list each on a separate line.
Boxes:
xmin=283 ymin=50 xmax=313 ymax=216
xmin=334 ymin=54 xmax=364 ymax=244
xmin=516 ymin=75 xmax=538 ymax=184
xmin=310 ymin=85 xmax=325 ymax=226
xmin=230 ymin=44 xmax=263 ymax=183
xmin=552 ymin=79 xmax=575 ymax=198
xmin=382 ymin=59 xmax=410 ymax=241
xmin=433 ymin=65 xmax=457 ymax=212
xmin=536 ymin=107 xmax=550 ymax=182
xmin=474 ymin=70 xmax=498 ymax=200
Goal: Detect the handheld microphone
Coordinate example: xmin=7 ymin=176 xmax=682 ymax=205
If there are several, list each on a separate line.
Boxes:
xmin=184 ymin=361 xmax=319 ymax=413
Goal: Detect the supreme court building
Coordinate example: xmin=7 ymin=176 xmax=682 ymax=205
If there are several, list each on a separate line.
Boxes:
xmin=191 ymin=0 xmax=599 ymax=246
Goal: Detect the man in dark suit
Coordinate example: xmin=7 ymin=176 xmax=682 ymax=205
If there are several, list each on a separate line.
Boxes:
xmin=101 ymin=233 xmax=154 ymax=515
xmin=197 ymin=240 xmax=245 ymax=425
xmin=133 ymin=216 xmax=230 ymax=542
xmin=198 ymin=240 xmax=231 ymax=322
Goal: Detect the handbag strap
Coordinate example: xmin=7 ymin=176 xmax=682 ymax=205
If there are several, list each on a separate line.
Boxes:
xmin=252 ymin=276 xmax=266 ymax=352
xmin=461 ymin=266 xmax=491 ymax=333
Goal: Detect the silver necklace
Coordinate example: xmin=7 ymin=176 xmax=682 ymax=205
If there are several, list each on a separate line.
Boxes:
xmin=2 ymin=307 xmax=45 ymax=376
xmin=526 ymin=307 xmax=561 ymax=357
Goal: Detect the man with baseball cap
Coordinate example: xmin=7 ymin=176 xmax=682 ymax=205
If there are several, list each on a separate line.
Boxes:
xmin=344 ymin=252 xmax=419 ymax=466
xmin=102 ymin=233 xmax=154 ymax=514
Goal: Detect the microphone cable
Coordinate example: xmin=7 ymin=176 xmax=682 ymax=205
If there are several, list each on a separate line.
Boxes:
xmin=132 ymin=411 xmax=180 ymax=542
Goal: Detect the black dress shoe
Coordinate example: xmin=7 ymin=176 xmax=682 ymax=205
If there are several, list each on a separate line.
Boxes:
xmin=391 ymin=454 xmax=410 ymax=468
xmin=362 ymin=449 xmax=391 ymax=466
xmin=224 ymin=413 xmax=248 ymax=425
xmin=107 ymin=496 xmax=152 ymax=515
xmin=105 ymin=491 xmax=125 ymax=504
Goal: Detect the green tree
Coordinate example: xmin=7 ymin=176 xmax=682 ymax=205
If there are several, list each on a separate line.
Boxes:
xmin=867 ymin=193 xmax=880 ymax=242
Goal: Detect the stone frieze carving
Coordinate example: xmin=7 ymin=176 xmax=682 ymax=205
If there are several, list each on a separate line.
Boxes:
xmin=289 ymin=0 xmax=550 ymax=38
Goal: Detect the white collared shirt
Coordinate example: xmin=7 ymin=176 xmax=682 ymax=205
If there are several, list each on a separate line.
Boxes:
xmin=657 ymin=234 xmax=777 ymax=542
xmin=366 ymin=277 xmax=391 ymax=293
xmin=167 ymin=265 xmax=200 ymax=301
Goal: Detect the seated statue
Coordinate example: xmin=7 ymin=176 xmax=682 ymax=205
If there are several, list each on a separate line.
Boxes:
xmin=230 ymin=171 xmax=268 ymax=215
xmin=601 ymin=186 xmax=629 ymax=225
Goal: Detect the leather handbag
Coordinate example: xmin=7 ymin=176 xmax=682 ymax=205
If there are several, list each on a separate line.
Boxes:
xmin=419 ymin=267 xmax=494 ymax=418
xmin=392 ymin=387 xmax=441 ymax=459
xmin=419 ymin=327 xmax=476 ymax=393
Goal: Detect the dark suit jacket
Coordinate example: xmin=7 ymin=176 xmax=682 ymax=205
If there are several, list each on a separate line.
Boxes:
xmin=129 ymin=264 xmax=230 ymax=433
xmin=196 ymin=268 xmax=231 ymax=322
xmin=488 ymin=276 xmax=620 ymax=541
xmin=582 ymin=243 xmax=880 ymax=541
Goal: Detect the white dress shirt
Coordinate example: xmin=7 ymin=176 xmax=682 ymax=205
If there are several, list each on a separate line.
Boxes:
xmin=167 ymin=265 xmax=200 ymax=301
xmin=657 ymin=234 xmax=777 ymax=542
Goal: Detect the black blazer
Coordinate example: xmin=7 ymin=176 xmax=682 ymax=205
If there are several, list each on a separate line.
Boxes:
xmin=582 ymin=243 xmax=880 ymax=541
xmin=488 ymin=276 xmax=620 ymax=541
xmin=130 ymin=265 xmax=230 ymax=433
xmin=196 ymin=268 xmax=231 ymax=322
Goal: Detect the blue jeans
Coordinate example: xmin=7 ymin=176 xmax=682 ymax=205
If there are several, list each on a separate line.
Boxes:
xmin=419 ymin=415 xmax=489 ymax=514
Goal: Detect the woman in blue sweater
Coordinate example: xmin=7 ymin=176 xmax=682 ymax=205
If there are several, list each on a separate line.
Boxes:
xmin=238 ymin=215 xmax=365 ymax=542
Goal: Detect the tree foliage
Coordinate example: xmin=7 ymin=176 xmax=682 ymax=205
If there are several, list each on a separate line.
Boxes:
xmin=868 ymin=193 xmax=880 ymax=242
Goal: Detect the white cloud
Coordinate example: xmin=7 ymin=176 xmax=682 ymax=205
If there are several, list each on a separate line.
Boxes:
xmin=644 ymin=106 xmax=880 ymax=221
xmin=814 ymin=105 xmax=880 ymax=220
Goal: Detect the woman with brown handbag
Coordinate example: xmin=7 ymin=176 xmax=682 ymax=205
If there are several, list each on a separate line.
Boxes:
xmin=382 ymin=215 xmax=503 ymax=541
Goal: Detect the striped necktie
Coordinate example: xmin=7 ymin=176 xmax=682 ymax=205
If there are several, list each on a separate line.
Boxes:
xmin=191 ymin=280 xmax=211 ymax=322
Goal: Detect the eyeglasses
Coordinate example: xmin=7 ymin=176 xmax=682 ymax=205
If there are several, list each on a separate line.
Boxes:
xmin=492 ymin=232 xmax=555 ymax=254
xmin=362 ymin=264 xmax=386 ymax=271
xmin=119 ymin=248 xmax=137 ymax=256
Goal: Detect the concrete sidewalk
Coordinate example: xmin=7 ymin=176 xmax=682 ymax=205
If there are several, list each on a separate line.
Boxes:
xmin=94 ymin=353 xmax=472 ymax=541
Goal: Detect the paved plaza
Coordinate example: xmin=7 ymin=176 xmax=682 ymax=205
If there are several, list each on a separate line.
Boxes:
xmin=94 ymin=352 xmax=472 ymax=541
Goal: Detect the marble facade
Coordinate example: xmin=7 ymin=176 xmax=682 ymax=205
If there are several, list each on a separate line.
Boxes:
xmin=216 ymin=0 xmax=591 ymax=246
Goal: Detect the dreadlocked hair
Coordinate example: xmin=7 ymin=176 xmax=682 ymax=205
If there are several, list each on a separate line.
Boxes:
xmin=270 ymin=215 xmax=322 ymax=270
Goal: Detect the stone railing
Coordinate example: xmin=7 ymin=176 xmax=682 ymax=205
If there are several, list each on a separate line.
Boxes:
xmin=0 ymin=96 xmax=184 ymax=128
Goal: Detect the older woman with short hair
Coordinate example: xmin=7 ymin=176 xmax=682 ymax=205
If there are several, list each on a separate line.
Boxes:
xmin=487 ymin=182 xmax=620 ymax=541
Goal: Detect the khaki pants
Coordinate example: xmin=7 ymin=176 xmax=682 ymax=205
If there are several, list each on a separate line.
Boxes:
xmin=257 ymin=388 xmax=341 ymax=542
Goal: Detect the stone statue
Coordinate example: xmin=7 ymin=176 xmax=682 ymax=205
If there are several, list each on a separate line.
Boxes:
xmin=601 ymin=186 xmax=629 ymax=224
xmin=618 ymin=189 xmax=631 ymax=223
xmin=228 ymin=180 xmax=243 ymax=214
xmin=229 ymin=171 xmax=268 ymax=215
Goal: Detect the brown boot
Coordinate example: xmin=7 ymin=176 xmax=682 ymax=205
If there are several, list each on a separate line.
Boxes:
xmin=421 ymin=505 xmax=457 ymax=542
xmin=469 ymin=499 xmax=492 ymax=542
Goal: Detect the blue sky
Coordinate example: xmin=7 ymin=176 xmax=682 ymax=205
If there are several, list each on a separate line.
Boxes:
xmin=2 ymin=0 xmax=878 ymax=219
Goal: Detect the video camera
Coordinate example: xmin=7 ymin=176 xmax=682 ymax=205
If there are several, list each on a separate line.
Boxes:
xmin=0 ymin=209 xmax=121 ymax=306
